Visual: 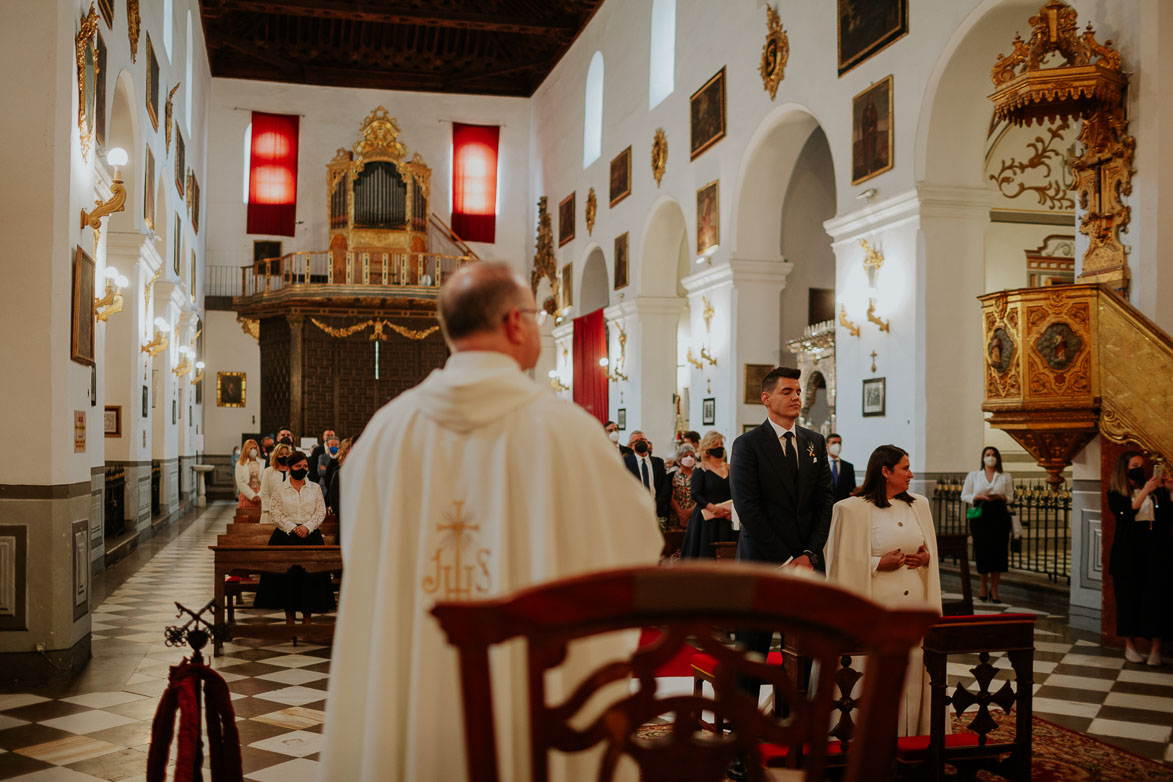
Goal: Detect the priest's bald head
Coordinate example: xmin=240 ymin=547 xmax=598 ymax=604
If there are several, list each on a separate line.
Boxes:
xmin=438 ymin=261 xmax=543 ymax=370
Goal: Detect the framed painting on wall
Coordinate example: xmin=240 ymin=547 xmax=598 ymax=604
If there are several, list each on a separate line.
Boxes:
xmin=862 ymin=377 xmax=886 ymax=417
xmin=145 ymin=34 xmax=158 ymax=131
xmin=617 ymin=408 xmax=626 ymax=431
xmin=838 ymin=0 xmax=908 ymax=76
xmin=71 ymin=246 xmax=96 ymax=367
xmin=188 ymin=171 xmax=200 ymax=233
xmin=851 ymin=75 xmax=893 ymax=184
xmin=690 ymin=67 xmax=726 ymax=160
xmin=560 ymin=263 xmax=573 ymax=310
xmin=614 ymin=232 xmax=629 ymax=290
xmin=702 ymin=397 xmax=716 ymax=426
xmin=744 ymin=363 xmax=774 ymax=404
xmin=96 ymin=0 xmax=114 ymax=26
xmin=253 ymin=240 xmax=282 ymax=263
xmin=696 ymin=180 xmax=719 ymax=255
xmin=173 ymin=213 xmax=182 ymax=275
xmin=103 ymin=405 xmax=121 ymax=437
xmin=95 ymin=30 xmax=107 ymax=148
xmin=558 ymin=193 xmax=575 ymax=247
xmin=217 ymin=372 xmax=246 ymax=407
xmin=174 ymin=132 xmax=185 ymax=197
xmin=142 ymin=385 xmax=149 ymax=418
xmin=143 ymin=145 xmax=155 ymax=230
xmin=609 ymin=146 xmax=631 ymax=206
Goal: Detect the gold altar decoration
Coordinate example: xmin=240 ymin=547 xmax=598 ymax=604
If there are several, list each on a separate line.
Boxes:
xmin=76 ymin=4 xmax=99 ymax=162
xmin=165 ymin=83 xmax=179 ymax=152
xmin=310 ymin=317 xmax=439 ymax=342
xmin=651 ymin=128 xmax=668 ymax=187
xmin=989 ymin=1 xmax=1134 ymax=293
xmin=126 ymin=0 xmax=139 ymax=62
xmin=604 ymin=321 xmax=628 ymax=383
xmin=838 ymin=305 xmax=860 ymax=338
xmin=80 ymin=175 xmax=127 ymax=233
xmin=759 ymin=4 xmax=789 ymax=100
xmin=531 ymin=196 xmax=558 ymax=305
xmin=980 ymin=283 xmax=1173 ymax=487
xmin=144 ymin=266 xmax=161 ymax=311
xmin=988 ymin=120 xmax=1075 ymax=211
xmin=585 ymin=188 xmax=597 ymax=236
xmin=685 ymin=348 xmax=704 ymax=371
xmin=236 ymin=316 xmax=259 ymax=341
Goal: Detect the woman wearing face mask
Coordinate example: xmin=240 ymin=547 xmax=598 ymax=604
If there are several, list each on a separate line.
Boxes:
xmin=669 ymin=444 xmax=698 ymax=530
xmin=1108 ymin=452 xmax=1173 ymax=666
xmin=679 ymin=431 xmax=735 ymax=559
xmin=234 ymin=439 xmax=264 ymax=510
xmin=259 ymin=443 xmax=292 ymax=526
xmin=253 ymin=451 xmax=335 ymax=625
xmin=961 ymin=446 xmax=1015 ymax=602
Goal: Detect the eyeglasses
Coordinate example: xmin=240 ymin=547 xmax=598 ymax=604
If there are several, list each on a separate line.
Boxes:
xmin=514 ymin=308 xmax=549 ymax=327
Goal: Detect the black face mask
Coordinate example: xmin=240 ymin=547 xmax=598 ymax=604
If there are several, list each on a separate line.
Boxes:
xmin=709 ymin=447 xmax=725 ymax=460
xmin=1128 ymin=467 xmax=1146 ymax=484
xmin=277 ymin=455 xmax=289 ymax=467
xmin=633 ymin=441 xmax=649 ymax=454
xmin=289 ymin=468 xmax=308 ymax=481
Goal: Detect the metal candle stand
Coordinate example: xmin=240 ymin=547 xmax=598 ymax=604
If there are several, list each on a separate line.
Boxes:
xmin=162 ymin=600 xmax=232 ymax=778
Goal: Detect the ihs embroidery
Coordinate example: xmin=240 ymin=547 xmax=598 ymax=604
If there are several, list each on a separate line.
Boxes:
xmin=422 ymin=501 xmax=491 ymax=600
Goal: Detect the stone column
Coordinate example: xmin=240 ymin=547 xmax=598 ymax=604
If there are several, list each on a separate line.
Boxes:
xmin=608 ymin=297 xmax=686 ymax=452
xmin=550 ymin=322 xmax=574 ymax=401
xmin=288 ymin=314 xmax=305 ymax=438
xmin=1068 ymin=437 xmax=1103 ymax=633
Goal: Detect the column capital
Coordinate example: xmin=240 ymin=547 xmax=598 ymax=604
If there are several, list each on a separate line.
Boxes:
xmin=606 ymin=296 xmax=686 ymax=321
xmin=287 ymin=313 xmax=306 ymax=328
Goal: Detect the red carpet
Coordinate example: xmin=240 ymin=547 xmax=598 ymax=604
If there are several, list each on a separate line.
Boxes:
xmin=636 ymin=628 xmax=698 ymax=678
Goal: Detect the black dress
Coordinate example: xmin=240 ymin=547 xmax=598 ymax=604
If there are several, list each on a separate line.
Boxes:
xmin=969 ymin=498 xmax=1011 ymax=575
xmin=1109 ymin=488 xmax=1173 ymax=640
xmin=253 ymin=486 xmax=336 ymax=615
xmin=679 ymin=467 xmax=735 ymax=559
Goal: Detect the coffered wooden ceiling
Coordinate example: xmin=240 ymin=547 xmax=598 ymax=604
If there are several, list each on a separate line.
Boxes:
xmin=199 ymin=0 xmax=605 ymax=97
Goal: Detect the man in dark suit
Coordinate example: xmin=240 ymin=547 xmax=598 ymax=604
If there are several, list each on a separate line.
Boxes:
xmin=605 ymin=420 xmax=632 ymax=457
xmin=307 ymin=428 xmax=336 ymax=484
xmin=727 ymin=366 xmax=834 ymax=780
xmin=827 ymin=432 xmax=857 ymax=503
xmin=624 ymin=430 xmax=670 ymax=519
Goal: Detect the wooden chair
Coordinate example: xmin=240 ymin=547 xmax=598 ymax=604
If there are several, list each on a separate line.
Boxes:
xmin=661 ymin=529 xmax=686 ymax=559
xmin=712 ymin=541 xmax=738 ymax=559
xmin=431 ymin=563 xmax=938 ymax=782
xmin=934 ymin=534 xmax=974 ymax=617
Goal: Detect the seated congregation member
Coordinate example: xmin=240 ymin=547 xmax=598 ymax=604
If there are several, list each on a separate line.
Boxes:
xmin=680 ymin=431 xmax=735 ymax=558
xmin=259 ymin=443 xmax=292 ymax=525
xmin=824 ymin=444 xmax=942 ymax=736
xmin=253 ymin=451 xmax=335 ymax=625
xmin=234 ymin=439 xmax=264 ymax=510
xmin=961 ymin=446 xmax=1014 ymax=602
xmin=624 ymin=430 xmax=671 ymax=521
xmin=1108 ymin=451 xmax=1173 ymax=666
xmin=669 ymin=444 xmax=697 ymax=529
xmin=308 ymin=428 xmax=336 ymax=484
xmin=827 ymin=432 xmax=857 ymax=502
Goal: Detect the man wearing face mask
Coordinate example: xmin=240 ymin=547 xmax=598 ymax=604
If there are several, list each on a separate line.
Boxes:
xmin=308 ymin=429 xmax=337 ymax=484
xmin=827 ymin=433 xmax=857 ymax=503
xmin=624 ymin=431 xmax=671 ymax=521
xmin=605 ymin=420 xmax=632 ymax=457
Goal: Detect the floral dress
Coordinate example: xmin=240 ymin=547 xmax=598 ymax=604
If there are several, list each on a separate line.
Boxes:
xmin=670 ymin=470 xmax=696 ymax=529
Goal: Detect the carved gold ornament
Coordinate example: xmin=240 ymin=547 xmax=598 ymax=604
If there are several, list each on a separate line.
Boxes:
xmin=702 ymin=296 xmax=715 ymax=334
xmin=759 ymin=5 xmax=789 ymax=100
xmin=236 ymin=316 xmax=260 ymax=341
xmin=165 ymin=83 xmax=180 ymax=153
xmin=651 ymin=128 xmax=668 ymax=188
xmin=144 ymin=266 xmax=161 ymax=312
xmin=310 ymin=317 xmax=439 ymax=341
xmin=76 ymin=4 xmax=99 ymax=162
xmin=126 ymin=0 xmax=139 ymax=62
xmin=530 ymin=196 xmax=557 ymax=295
xmin=988 ymin=121 xmax=1075 ymax=210
xmin=585 ymin=187 xmax=597 ymax=236
xmin=989 ymin=0 xmax=1134 ymax=293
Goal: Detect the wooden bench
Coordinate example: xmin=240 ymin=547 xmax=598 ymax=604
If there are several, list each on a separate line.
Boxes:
xmin=210 ymin=543 xmax=343 ymax=655
xmin=219 ymin=521 xmax=340 ymax=621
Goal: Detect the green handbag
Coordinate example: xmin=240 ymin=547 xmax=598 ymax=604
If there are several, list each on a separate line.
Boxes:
xmin=966 ymin=506 xmax=983 ymax=520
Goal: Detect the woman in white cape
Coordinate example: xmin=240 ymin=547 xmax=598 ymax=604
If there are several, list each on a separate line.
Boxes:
xmin=824 ymin=444 xmax=942 ymax=737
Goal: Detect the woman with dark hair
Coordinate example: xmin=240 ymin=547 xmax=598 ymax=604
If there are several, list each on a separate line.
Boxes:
xmin=960 ymin=446 xmax=1015 ymax=602
xmin=824 ymin=444 xmax=942 ymax=736
xmin=1108 ymin=451 xmax=1172 ymax=665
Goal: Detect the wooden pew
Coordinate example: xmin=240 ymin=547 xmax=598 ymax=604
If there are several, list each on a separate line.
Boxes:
xmin=220 ymin=521 xmax=340 ymax=621
xmin=210 ymin=543 xmax=343 ymax=656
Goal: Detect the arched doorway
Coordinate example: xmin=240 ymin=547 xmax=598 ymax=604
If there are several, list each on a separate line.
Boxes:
xmin=579 ymin=246 xmax=609 ymax=313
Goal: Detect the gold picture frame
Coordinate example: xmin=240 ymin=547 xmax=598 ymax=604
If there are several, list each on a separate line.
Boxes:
xmin=851 ymin=75 xmax=894 ymax=185
xmin=689 ymin=67 xmax=726 ymax=161
xmin=838 ymin=0 xmax=908 ymax=77
xmin=558 ymin=192 xmax=575 ymax=247
xmin=759 ymin=5 xmax=789 ymax=100
xmin=143 ymin=145 xmax=155 ymax=229
xmin=95 ymin=30 xmax=108 ymax=149
xmin=188 ymin=170 xmax=200 ymax=233
xmin=76 ymin=5 xmax=99 ymax=162
xmin=127 ymin=0 xmax=140 ymax=62
xmin=217 ymin=372 xmax=246 ymax=407
xmin=614 ymin=232 xmax=629 ymax=290
xmin=71 ymin=246 xmax=96 ymax=367
xmin=561 ymin=263 xmax=573 ymax=310
xmin=696 ymin=180 xmax=720 ymax=255
xmin=174 ymin=132 xmax=185 ymax=197
xmin=651 ymin=128 xmax=668 ymax=187
xmin=585 ymin=187 xmax=597 ymax=235
xmin=145 ymin=33 xmax=158 ymax=132
xmin=609 ymin=146 xmax=632 ymax=206
xmin=744 ymin=363 xmax=774 ymax=404
xmin=97 ymin=0 xmax=113 ymax=27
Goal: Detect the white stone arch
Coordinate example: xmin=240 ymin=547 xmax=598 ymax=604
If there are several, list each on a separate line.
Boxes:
xmin=637 ymin=195 xmax=689 ymax=298
xmin=583 ymin=51 xmax=604 ymax=168
xmin=578 ymin=243 xmax=610 ymax=313
xmin=107 ymin=69 xmax=140 ymax=233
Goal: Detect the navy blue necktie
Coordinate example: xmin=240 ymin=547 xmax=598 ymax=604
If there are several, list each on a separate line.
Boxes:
xmin=640 ymin=458 xmax=651 ymax=490
xmin=832 ymin=458 xmax=839 ymax=485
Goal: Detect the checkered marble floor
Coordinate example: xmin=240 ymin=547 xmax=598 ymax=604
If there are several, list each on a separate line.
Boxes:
xmin=1 ymin=502 xmax=1171 ymax=781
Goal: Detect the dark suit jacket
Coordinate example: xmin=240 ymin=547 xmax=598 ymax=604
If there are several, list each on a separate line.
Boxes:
xmin=624 ymin=452 xmax=671 ymax=519
xmin=307 ymin=445 xmax=326 ymax=483
xmin=831 ymin=458 xmax=857 ymax=503
xmin=730 ymin=421 xmax=835 ymax=567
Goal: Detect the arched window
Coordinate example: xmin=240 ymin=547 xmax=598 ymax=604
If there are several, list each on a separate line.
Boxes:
xmin=185 ymin=11 xmax=193 ymax=133
xmin=242 ymin=123 xmax=252 ymax=204
xmin=163 ymin=0 xmax=173 ymax=58
xmin=649 ymin=0 xmax=675 ymax=109
xmin=583 ymin=51 xmax=604 ymax=169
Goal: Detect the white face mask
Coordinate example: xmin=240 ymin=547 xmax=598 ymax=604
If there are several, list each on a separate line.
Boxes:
xmin=607 ymin=431 xmax=620 ymax=443
xmin=828 ymin=443 xmax=841 ymax=457
xmin=984 ymin=455 xmax=998 ymax=468
xmin=249 ymin=449 xmax=258 ymax=458
xmin=680 ymin=456 xmax=695 ymax=468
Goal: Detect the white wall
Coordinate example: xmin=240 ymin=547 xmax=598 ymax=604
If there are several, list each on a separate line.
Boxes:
xmin=203 ymin=310 xmax=261 ymax=455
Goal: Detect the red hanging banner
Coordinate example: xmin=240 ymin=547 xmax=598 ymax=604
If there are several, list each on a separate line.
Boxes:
xmin=451 ymin=122 xmax=499 ymax=244
xmin=572 ymin=308 xmax=609 ymax=424
xmin=247 ymin=111 xmax=299 ymax=237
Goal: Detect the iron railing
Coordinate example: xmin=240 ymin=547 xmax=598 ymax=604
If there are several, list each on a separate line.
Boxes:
xmin=931 ymin=475 xmax=1071 ymax=583
xmin=234 ymin=250 xmax=473 ymax=298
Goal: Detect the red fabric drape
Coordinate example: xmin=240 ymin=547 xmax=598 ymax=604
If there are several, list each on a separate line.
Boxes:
xmin=247 ymin=111 xmax=299 ymax=237
xmin=451 ymin=122 xmax=499 ymax=243
xmin=573 ymin=308 xmax=609 ymax=423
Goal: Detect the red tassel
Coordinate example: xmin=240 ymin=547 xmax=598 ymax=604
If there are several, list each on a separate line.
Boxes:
xmin=147 ymin=660 xmax=244 ymax=782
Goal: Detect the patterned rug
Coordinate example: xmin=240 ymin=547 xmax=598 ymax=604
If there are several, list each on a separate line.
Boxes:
xmin=633 ymin=711 xmax=1173 ymax=781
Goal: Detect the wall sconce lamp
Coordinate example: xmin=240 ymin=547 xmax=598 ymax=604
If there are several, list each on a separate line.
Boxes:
xmin=839 ymin=305 xmax=861 ymax=338
xmin=547 ymin=369 xmax=570 ymax=392
xmin=859 ymin=239 xmax=890 ymax=332
xmin=81 ymin=147 xmax=129 ymax=232
xmin=600 ymin=356 xmax=627 ymax=383
xmin=173 ymin=345 xmax=194 ymax=377
xmin=700 ymin=346 xmax=718 ymax=366
xmin=686 ymin=347 xmax=705 ymax=370
xmin=190 ymin=361 xmax=205 ymax=386
xmin=866 ymin=299 xmax=890 ymax=332
xmin=94 ymin=266 xmax=129 ymax=322
xmin=142 ymin=317 xmax=171 ymax=357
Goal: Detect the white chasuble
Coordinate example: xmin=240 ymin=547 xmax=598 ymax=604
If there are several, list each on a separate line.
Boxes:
xmin=319 ymin=351 xmax=663 ymax=782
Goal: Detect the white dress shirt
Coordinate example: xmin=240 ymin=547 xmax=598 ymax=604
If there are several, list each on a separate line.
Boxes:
xmin=766 ymin=417 xmax=800 ymax=466
xmin=634 ymin=453 xmax=656 ymax=492
xmin=960 ymin=470 xmax=1015 ymax=505
xmin=270 ymin=480 xmax=326 ymax=534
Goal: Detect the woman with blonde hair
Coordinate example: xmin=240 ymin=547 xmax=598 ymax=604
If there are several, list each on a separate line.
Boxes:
xmin=679 ymin=431 xmax=734 ymax=558
xmin=235 ymin=439 xmax=264 ymax=510
xmin=259 ymin=442 xmax=293 ymax=525
xmin=324 ymin=437 xmax=352 ymax=522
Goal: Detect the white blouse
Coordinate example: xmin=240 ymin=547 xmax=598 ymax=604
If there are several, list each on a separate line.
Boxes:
xmin=270 ymin=481 xmax=326 ymax=534
xmin=235 ymin=460 xmax=263 ymax=501
xmin=259 ymin=466 xmax=288 ymax=524
xmin=960 ymin=470 xmax=1015 ymax=506
xmin=869 ymin=502 xmax=926 ymax=573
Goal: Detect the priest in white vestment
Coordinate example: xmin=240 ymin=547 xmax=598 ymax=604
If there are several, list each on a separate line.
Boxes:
xmin=319 ymin=262 xmax=664 ymax=782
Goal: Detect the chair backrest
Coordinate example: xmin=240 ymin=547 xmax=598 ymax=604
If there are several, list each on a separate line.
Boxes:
xmin=431 ymin=563 xmax=938 ymax=782
xmin=935 ymin=534 xmax=974 ymax=616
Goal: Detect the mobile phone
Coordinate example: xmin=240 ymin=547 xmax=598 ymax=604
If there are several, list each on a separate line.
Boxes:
xmin=1155 ymin=463 xmax=1166 ymax=480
